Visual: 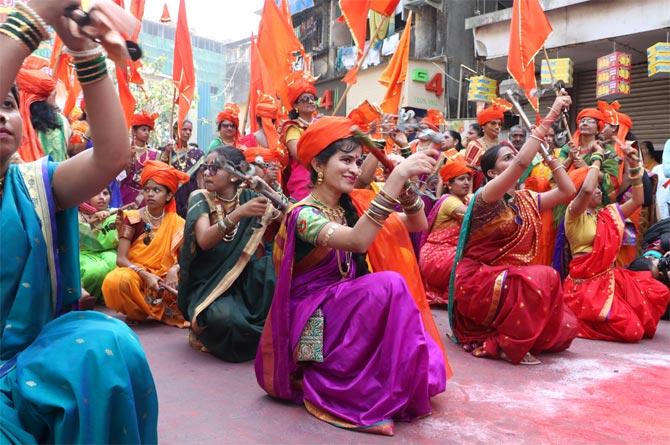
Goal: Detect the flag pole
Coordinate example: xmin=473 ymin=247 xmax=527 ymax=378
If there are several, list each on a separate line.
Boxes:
xmin=541 ymin=46 xmax=574 ymax=142
xmin=332 ymin=14 xmax=391 ymax=116
xmin=167 ymin=85 xmax=178 ymax=166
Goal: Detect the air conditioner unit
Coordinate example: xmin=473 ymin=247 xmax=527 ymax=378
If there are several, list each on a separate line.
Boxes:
xmin=403 ymin=0 xmax=442 ymax=10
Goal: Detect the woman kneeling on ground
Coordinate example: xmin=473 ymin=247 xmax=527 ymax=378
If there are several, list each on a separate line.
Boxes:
xmin=178 ymin=146 xmax=285 ymax=362
xmin=449 ymin=92 xmax=579 ymax=365
xmin=255 ymin=116 xmax=448 ymax=436
xmin=103 ymin=161 xmax=190 ymax=328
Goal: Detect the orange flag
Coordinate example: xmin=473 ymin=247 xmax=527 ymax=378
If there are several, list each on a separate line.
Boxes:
xmin=339 ymin=0 xmax=399 ymax=86
xmin=109 ymin=0 xmax=136 ymax=126
xmin=370 ymin=0 xmax=400 ymax=15
xmin=248 ymin=34 xmax=275 ymax=133
xmin=339 ymin=0 xmax=370 ymax=58
xmin=507 ymin=0 xmax=552 ymax=111
xmin=378 ymin=11 xmax=412 ymax=114
xmin=257 ymin=0 xmax=305 ymax=111
xmin=173 ymin=0 xmax=196 ymax=133
xmin=160 ymin=3 xmax=171 ymax=23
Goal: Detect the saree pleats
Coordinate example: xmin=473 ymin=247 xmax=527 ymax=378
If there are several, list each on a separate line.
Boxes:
xmin=452 ymin=190 xmax=578 ymax=363
xmin=178 ymin=190 xmax=275 ymax=362
xmin=564 ymin=205 xmax=670 ymax=342
xmin=1 ymin=159 xmax=157 ymax=444
xmin=256 ymin=205 xmax=446 ymax=435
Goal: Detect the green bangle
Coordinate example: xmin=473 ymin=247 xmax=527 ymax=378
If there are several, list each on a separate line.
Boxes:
xmin=75 ymin=55 xmax=107 ymax=70
xmin=0 ymin=22 xmax=38 ymax=51
xmin=8 ymin=11 xmax=42 ymax=43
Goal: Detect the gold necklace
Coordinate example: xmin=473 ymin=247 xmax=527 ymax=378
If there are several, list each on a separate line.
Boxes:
xmin=308 ymin=192 xmax=345 ymax=223
xmin=211 ymin=190 xmax=240 ymax=242
xmin=308 ymin=192 xmax=351 ymax=277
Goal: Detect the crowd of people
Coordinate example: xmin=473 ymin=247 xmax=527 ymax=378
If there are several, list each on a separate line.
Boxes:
xmin=1 ymin=1 xmax=670 ymax=442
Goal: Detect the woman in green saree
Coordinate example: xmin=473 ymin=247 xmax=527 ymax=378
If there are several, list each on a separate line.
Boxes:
xmin=78 ymin=186 xmax=118 ymax=303
xmin=178 ymin=146 xmax=284 ymax=362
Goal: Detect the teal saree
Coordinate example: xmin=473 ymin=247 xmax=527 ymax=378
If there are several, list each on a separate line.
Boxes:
xmin=178 ymin=189 xmax=275 ymax=362
xmin=0 ymin=158 xmax=157 ymax=444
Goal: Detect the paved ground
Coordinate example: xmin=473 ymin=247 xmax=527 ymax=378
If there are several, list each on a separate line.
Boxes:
xmin=108 ymin=308 xmax=670 ymax=444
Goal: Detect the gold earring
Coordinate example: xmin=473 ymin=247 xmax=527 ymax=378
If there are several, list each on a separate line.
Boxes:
xmin=316 ymin=170 xmax=324 ymax=185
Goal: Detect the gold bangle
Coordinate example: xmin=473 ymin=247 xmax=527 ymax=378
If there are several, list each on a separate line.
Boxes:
xmin=363 ymin=210 xmax=384 ymax=227
xmin=551 ymin=164 xmax=565 ymax=173
xmin=15 ymin=2 xmax=50 ymax=40
xmin=378 ymin=189 xmax=400 ymax=205
xmin=529 ymin=134 xmax=545 ymax=144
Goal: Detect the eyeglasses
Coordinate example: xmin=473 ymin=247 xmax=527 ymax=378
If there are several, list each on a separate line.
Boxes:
xmin=296 ymin=95 xmax=316 ymax=104
xmin=200 ymin=163 xmax=223 ymax=175
xmin=219 ymin=123 xmax=236 ymax=129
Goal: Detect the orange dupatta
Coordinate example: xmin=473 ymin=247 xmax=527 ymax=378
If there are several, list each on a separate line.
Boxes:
xmin=350 ymin=188 xmax=452 ymax=378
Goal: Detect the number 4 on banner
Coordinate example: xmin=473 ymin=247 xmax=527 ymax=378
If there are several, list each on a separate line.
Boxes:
xmin=319 ymin=89 xmax=333 ymax=110
xmin=426 ymin=73 xmax=443 ymax=97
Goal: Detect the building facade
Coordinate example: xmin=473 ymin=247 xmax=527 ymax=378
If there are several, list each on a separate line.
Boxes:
xmin=465 ymin=0 xmax=670 ymax=147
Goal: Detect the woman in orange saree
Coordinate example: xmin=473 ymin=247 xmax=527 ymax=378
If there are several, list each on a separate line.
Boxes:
xmin=449 ymin=93 xmax=579 ymax=365
xmin=563 ymin=146 xmax=670 ymax=342
xmin=419 ymin=157 xmax=472 ymax=305
xmin=103 ymin=161 xmax=190 ymax=327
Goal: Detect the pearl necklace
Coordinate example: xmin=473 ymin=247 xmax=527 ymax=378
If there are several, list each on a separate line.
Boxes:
xmin=143 ymin=207 xmax=165 ymax=226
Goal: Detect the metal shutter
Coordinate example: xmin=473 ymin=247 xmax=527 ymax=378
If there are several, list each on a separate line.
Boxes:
xmin=575 ymin=64 xmax=670 ymax=149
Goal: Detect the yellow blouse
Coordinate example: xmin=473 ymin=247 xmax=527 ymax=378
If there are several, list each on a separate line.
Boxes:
xmin=434 ymin=195 xmax=467 ymax=228
xmin=564 ymin=206 xmax=597 ymax=254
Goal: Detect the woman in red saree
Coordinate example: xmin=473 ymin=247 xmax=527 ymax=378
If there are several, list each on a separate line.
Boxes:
xmin=563 ymin=145 xmax=670 ymax=342
xmin=450 ymin=93 xmax=579 ymax=365
xmin=419 ymin=157 xmax=472 ymax=305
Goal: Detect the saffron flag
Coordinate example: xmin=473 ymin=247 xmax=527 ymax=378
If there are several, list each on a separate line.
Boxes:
xmin=339 ymin=0 xmax=371 ymax=58
xmin=339 ymin=0 xmax=399 ymax=85
xmin=110 ymin=0 xmax=136 ymax=126
xmin=257 ymin=0 xmax=305 ymax=111
xmin=173 ymin=0 xmax=196 ymax=133
xmin=248 ymin=34 xmax=275 ymax=132
xmin=378 ymin=11 xmax=412 ymax=114
xmin=370 ymin=0 xmax=400 ymax=16
xmin=507 ymin=0 xmax=552 ymax=111
xmin=160 ymin=3 xmax=171 ymax=23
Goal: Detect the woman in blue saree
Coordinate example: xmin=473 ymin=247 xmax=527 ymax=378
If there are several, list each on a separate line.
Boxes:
xmin=0 ymin=3 xmax=157 ymax=443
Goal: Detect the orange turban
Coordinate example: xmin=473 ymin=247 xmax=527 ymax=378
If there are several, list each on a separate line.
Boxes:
xmin=439 ymin=156 xmax=472 ymax=183
xmin=131 ymin=110 xmax=159 ymax=129
xmin=216 ymin=103 xmax=240 ymax=128
xmin=140 ymin=160 xmax=190 ymax=212
xmin=255 ymin=93 xmax=283 ymax=165
xmin=476 ymin=98 xmax=512 ymax=126
xmin=572 ymin=108 xmax=603 ymax=146
xmin=287 ymin=74 xmax=317 ymax=106
xmin=245 ymin=146 xmax=281 ymax=164
xmin=69 ymin=120 xmax=90 ymax=145
xmin=297 ymin=116 xmax=356 ymax=167
xmin=347 ymin=100 xmax=383 ymax=133
xmin=524 ymin=176 xmax=552 ymax=192
xmin=216 ymin=103 xmax=241 ymax=146
xmin=15 ymin=68 xmax=57 ymax=161
xmin=422 ymin=109 xmax=446 ymax=131
xmin=568 ymin=166 xmax=589 ymax=191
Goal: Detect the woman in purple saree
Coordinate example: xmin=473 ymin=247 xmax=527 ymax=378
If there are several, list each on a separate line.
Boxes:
xmin=255 ymin=117 xmax=447 ymax=435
